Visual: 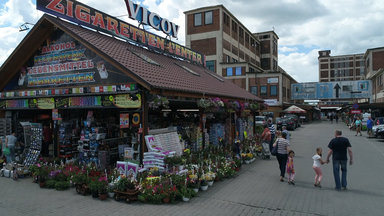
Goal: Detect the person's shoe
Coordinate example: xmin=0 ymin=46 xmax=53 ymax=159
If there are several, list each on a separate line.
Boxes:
xmin=280 ymin=177 xmax=284 ymax=182
xmin=290 ymin=181 xmax=295 ymax=185
xmin=335 ymin=187 xmax=341 ymax=191
xmin=314 ymin=183 xmax=318 ymax=187
xmin=317 ymin=183 xmax=321 ymax=188
xmin=360 ymin=134 xmax=362 ymax=136
xmin=355 ymin=134 xmax=357 ymax=136
xmin=342 ymin=187 xmax=347 ymax=190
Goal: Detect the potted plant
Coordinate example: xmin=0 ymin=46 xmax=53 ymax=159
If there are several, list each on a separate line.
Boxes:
xmin=200 ymin=177 xmax=208 ymax=191
xmin=72 ymin=172 xmax=89 ymax=195
xmin=98 ymin=176 xmax=108 ymax=200
xmin=89 ymin=179 xmax=100 ymax=198
xmin=179 ymin=186 xmax=192 ymax=202
xmin=107 ymin=185 xmax=115 ymax=198
xmin=35 ymin=164 xmax=49 ymax=187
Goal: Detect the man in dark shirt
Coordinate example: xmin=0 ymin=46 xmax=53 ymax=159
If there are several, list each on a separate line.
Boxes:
xmin=326 ymin=130 xmax=353 ymax=190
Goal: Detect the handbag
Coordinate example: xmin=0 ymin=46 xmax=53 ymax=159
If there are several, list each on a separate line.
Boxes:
xmin=271 ymin=140 xmax=278 ymax=156
xmin=2 ymin=147 xmax=10 ymax=156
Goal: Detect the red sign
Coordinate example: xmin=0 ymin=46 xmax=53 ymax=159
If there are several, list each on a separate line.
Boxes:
xmin=350 ymin=110 xmax=361 ymax=114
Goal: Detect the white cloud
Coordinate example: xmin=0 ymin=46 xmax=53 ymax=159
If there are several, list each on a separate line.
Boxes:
xmin=1 ymin=0 xmax=384 ymax=83
xmin=279 ymin=46 xmax=298 ymax=53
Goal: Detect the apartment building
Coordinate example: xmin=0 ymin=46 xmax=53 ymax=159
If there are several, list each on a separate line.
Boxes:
xmin=184 ymin=5 xmax=297 ymax=114
xmin=365 ymin=47 xmax=384 ymax=103
xmin=318 ymin=50 xmax=365 ymax=82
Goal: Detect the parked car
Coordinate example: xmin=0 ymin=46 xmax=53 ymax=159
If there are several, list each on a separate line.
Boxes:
xmin=255 ymin=116 xmax=267 ymax=126
xmin=372 ymin=117 xmax=384 ymax=138
xmin=285 ymin=115 xmax=299 ymax=128
xmin=276 ymin=117 xmax=283 ymax=130
xmin=282 ymin=117 xmax=296 ymax=131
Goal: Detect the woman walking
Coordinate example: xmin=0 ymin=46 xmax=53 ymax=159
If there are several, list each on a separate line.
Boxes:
xmin=273 ymin=132 xmax=290 ymax=182
xmin=355 ymin=117 xmax=362 ymax=136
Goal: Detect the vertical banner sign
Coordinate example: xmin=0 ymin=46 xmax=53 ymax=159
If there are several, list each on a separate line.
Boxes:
xmin=52 ymin=109 xmax=60 ymax=120
xmin=36 ymin=0 xmax=206 ymax=67
xmin=120 ymin=113 xmax=130 ymax=128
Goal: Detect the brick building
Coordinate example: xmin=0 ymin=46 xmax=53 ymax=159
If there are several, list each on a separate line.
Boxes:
xmin=184 ymin=5 xmax=297 ymax=117
xmin=365 ymin=47 xmax=384 ymax=103
xmin=318 ymin=50 xmax=365 ymax=82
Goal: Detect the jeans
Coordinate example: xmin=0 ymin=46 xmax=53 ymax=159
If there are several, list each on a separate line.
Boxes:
xmin=269 ymin=134 xmax=275 ymax=152
xmin=5 ymin=145 xmax=15 ymax=163
xmin=276 ymin=153 xmax=288 ymax=178
xmin=333 ymin=160 xmax=347 ymax=189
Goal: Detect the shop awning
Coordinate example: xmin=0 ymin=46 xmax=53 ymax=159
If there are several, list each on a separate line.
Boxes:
xmin=283 ymin=105 xmax=307 ymax=113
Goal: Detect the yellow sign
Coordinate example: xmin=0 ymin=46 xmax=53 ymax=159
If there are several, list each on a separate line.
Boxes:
xmin=114 ymin=94 xmax=141 ymax=108
xmin=38 ymin=98 xmax=55 ymax=109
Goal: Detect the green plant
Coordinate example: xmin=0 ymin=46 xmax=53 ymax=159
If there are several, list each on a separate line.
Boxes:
xmin=72 ymin=173 xmax=88 ymax=185
xmin=55 ymin=181 xmax=70 ymax=191
xmin=179 ymin=187 xmax=194 ymax=198
xmin=46 ymin=179 xmax=57 ymax=189
xmin=116 ymin=177 xmax=136 ymax=191
xmin=88 ymin=179 xmax=101 ymax=193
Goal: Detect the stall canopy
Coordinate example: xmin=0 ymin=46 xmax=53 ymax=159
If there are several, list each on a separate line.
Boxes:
xmin=0 ymin=14 xmax=262 ymax=103
xmin=284 ymin=105 xmax=307 ymax=113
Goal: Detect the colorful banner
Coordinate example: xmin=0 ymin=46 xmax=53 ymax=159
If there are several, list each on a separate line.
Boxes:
xmin=36 ymin=0 xmax=205 ymax=67
xmin=28 ymin=72 xmax=95 ymax=87
xmin=114 ymin=94 xmax=141 ymax=108
xmin=38 ymin=98 xmax=55 ymax=109
xmin=120 ymin=113 xmax=130 ymax=128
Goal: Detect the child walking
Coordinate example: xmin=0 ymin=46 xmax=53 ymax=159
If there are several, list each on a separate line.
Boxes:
xmin=286 ymin=150 xmax=295 ymax=185
xmin=312 ymin=147 xmax=326 ymax=187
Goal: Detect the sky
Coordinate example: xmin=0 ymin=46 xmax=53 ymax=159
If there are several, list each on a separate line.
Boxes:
xmin=0 ymin=0 xmax=383 ymax=82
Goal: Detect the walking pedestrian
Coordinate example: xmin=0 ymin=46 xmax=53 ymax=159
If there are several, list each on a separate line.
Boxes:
xmin=273 ymin=132 xmax=290 ymax=182
xmin=5 ymin=132 xmax=17 ymax=163
xmin=330 ymin=113 xmax=333 ymax=124
xmin=367 ymin=116 xmax=373 ymax=137
xmin=355 ymin=117 xmax=362 ymax=136
xmin=312 ymin=147 xmax=326 ymax=188
xmin=261 ymin=124 xmax=271 ymax=144
xmin=268 ymin=119 xmax=276 ymax=152
xmin=282 ymin=126 xmax=290 ymax=141
xmin=326 ymin=130 xmax=353 ymax=190
xmin=286 ymin=150 xmax=295 ymax=185
xmin=335 ymin=114 xmax=339 ymax=124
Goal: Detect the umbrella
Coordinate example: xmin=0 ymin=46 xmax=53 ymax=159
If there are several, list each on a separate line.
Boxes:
xmin=284 ymin=105 xmax=306 ymax=113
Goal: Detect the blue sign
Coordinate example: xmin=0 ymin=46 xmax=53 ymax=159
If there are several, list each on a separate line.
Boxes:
xmin=291 ymin=80 xmax=372 ymax=100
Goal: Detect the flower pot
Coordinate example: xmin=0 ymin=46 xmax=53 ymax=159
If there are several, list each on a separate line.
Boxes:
xmin=99 ymin=193 xmax=108 ymax=200
xmin=182 ymin=197 xmax=190 ymax=202
xmin=108 ymin=192 xmax=115 ymax=198
xmin=200 ymin=185 xmax=208 ymax=191
xmin=163 ymin=197 xmax=170 ymax=203
xmin=39 ymin=180 xmax=46 ymax=188
xmin=193 ymin=188 xmax=199 ymax=193
xmin=207 ymin=181 xmax=214 ymax=187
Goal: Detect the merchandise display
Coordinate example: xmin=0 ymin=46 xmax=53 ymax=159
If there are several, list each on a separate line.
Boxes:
xmin=19 ymin=122 xmax=42 ymax=167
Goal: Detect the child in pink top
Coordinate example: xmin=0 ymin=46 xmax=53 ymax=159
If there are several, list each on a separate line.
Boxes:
xmin=286 ymin=150 xmax=295 ymax=185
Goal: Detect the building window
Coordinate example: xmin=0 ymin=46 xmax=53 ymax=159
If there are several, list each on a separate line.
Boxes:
xmin=250 ymin=86 xmax=258 ymax=95
xmin=223 ymin=12 xmax=230 ymax=26
xmin=378 ymin=74 xmax=383 ymax=86
xmin=235 ymin=67 xmax=242 ymax=76
xmin=232 ymin=20 xmax=237 ymax=32
xmin=226 ymin=55 xmax=230 ymax=63
xmin=226 ymin=68 xmax=233 ymax=76
xmin=270 ymin=85 xmax=277 ymax=96
xmin=206 ymin=60 xmax=215 ymax=72
xmin=205 ymin=11 xmax=213 ymax=25
xmin=239 ymin=27 xmax=244 ymax=38
xmin=260 ymin=86 xmax=267 ymax=96
xmin=232 ymin=58 xmax=238 ymax=63
xmin=194 ymin=13 xmax=202 ymax=26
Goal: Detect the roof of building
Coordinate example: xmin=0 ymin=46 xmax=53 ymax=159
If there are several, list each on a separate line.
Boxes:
xmin=0 ymin=15 xmax=262 ymax=102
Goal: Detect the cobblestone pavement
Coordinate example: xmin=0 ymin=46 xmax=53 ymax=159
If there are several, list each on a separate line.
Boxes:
xmin=1 ymin=121 xmax=384 ymax=216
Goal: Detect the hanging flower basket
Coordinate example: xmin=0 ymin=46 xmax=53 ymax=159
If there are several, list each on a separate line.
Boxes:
xmin=149 ymin=95 xmax=169 ymax=110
